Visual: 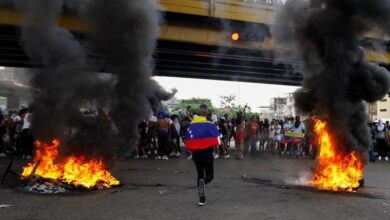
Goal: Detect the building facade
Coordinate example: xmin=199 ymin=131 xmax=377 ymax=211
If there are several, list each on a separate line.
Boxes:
xmin=376 ymin=95 xmax=390 ymax=121
xmin=0 ymin=67 xmax=33 ymax=110
xmin=269 ymin=93 xmax=296 ymax=120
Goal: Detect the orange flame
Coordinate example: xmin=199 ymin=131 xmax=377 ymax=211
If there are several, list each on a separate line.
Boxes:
xmin=21 ymin=139 xmax=120 ymax=189
xmin=311 ymin=119 xmax=364 ymax=192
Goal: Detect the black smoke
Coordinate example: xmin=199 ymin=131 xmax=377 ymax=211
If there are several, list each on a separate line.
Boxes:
xmin=273 ymin=0 xmax=390 ymax=151
xmin=14 ymin=0 xmax=114 ymax=159
xmin=14 ymin=0 xmax=174 ymax=159
xmin=15 ymin=0 xmax=93 ymax=140
xmin=87 ymin=0 xmax=168 ymax=152
xmin=149 ymin=80 xmax=177 ymax=114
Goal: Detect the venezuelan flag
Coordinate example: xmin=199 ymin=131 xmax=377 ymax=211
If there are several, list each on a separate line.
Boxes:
xmin=281 ymin=131 xmax=305 ymax=145
xmin=184 ymin=116 xmax=220 ymax=151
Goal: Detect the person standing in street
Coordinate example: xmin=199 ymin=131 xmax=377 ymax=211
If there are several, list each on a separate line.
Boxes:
xmin=218 ymin=115 xmax=230 ymax=159
xmin=246 ymin=116 xmax=259 ymax=156
xmin=156 ymin=112 xmax=170 ymax=160
xmin=369 ymin=122 xmax=376 ymax=163
xmin=20 ymin=108 xmax=33 ymax=160
xmin=375 ymin=120 xmax=388 ymax=161
xmin=184 ymin=104 xmax=220 ymax=206
xmin=183 ymin=105 xmax=194 ymax=160
xmin=146 ymin=112 xmax=158 ymax=156
xmin=169 ymin=115 xmax=181 ymax=157
xmin=235 ymin=112 xmax=245 ymax=160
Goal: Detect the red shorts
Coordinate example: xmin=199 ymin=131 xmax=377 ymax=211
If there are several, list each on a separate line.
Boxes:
xmin=236 ymin=132 xmax=245 ymax=144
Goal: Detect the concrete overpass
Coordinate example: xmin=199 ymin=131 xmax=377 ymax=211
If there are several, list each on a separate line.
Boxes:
xmin=0 ymin=0 xmax=389 ymax=86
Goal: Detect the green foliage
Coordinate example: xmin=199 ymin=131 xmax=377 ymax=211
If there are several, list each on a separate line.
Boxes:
xmin=218 ymin=95 xmax=256 ymax=119
xmin=174 ymin=98 xmax=214 ymax=113
xmin=174 ymin=96 xmax=258 ymax=120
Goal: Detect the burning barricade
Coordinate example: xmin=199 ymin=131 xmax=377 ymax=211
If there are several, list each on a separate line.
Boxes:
xmin=21 ymin=139 xmax=120 ymax=193
xmin=310 ymin=119 xmax=364 ymax=192
xmin=273 ymin=0 xmax=390 ymax=192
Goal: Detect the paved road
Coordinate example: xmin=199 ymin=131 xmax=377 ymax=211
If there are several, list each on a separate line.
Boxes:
xmin=0 ymin=155 xmax=389 ymax=220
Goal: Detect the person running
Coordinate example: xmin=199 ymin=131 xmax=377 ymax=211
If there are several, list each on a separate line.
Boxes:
xmin=184 ymin=104 xmax=220 ymax=206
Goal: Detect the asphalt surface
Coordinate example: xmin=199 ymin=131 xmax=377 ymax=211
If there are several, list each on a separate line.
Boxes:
xmin=0 ymin=154 xmax=389 ymax=220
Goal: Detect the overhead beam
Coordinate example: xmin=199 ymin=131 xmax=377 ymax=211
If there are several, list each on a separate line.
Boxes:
xmin=0 ymin=7 xmax=389 ymax=64
xmin=159 ymin=0 xmax=277 ymax=23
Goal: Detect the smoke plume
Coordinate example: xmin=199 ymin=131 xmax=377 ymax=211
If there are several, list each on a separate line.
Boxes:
xmin=273 ymin=0 xmax=390 ymax=151
xmin=87 ymin=0 xmax=162 ymax=151
xmin=14 ymin=0 xmax=175 ymax=158
xmin=149 ymin=80 xmax=178 ymax=113
xmin=14 ymin=0 xmax=105 ymax=142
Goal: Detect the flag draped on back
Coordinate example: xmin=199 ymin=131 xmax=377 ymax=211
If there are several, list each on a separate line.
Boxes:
xmin=184 ymin=116 xmax=220 ymax=151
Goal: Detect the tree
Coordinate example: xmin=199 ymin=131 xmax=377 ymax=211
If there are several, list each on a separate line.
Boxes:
xmin=239 ymin=104 xmax=251 ymax=115
xmin=219 ymin=95 xmax=237 ymax=110
xmin=218 ymin=95 xmax=258 ymax=119
xmin=174 ymin=98 xmax=214 ymax=113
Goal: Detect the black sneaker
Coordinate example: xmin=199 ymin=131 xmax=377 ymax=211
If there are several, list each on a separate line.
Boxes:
xmin=198 ymin=196 xmax=206 ymax=206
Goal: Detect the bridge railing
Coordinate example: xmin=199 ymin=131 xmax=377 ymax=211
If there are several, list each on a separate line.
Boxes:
xmin=160 ymin=0 xmax=281 ymax=23
xmin=0 ymin=0 xmax=280 ymax=25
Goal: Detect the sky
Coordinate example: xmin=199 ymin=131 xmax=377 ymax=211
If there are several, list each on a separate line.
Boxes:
xmin=154 ymin=76 xmax=299 ymax=112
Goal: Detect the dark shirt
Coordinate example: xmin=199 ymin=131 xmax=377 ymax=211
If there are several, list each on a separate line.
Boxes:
xmin=219 ymin=119 xmax=229 ymax=135
xmin=138 ymin=121 xmax=147 ymax=139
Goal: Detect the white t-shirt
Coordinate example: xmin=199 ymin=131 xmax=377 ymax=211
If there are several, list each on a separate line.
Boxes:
xmin=269 ymin=125 xmax=275 ymax=138
xmin=148 ymin=115 xmax=157 ymax=123
xmin=22 ymin=113 xmax=32 ymax=130
xmin=274 ymin=124 xmax=282 ymax=141
xmin=173 ymin=119 xmax=181 ymax=134
xmin=292 ymin=122 xmax=305 ymax=133
xmin=284 ymin=122 xmax=293 ymax=132
xmin=211 ymin=114 xmax=218 ymax=124
xmin=12 ymin=114 xmax=21 ymax=122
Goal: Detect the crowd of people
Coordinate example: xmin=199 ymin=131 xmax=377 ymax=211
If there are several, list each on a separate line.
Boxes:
xmin=134 ymin=105 xmax=390 ymax=162
xmin=0 ymin=108 xmax=34 ymax=159
xmin=134 ymin=105 xmax=316 ymax=161
xmin=1 ymin=105 xmax=390 ymax=163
